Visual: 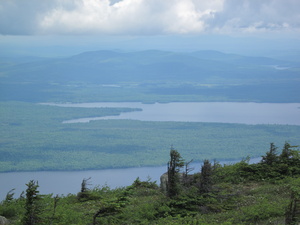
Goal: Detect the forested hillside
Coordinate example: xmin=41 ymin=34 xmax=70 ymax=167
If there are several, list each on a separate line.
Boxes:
xmin=1 ymin=50 xmax=299 ymax=103
xmin=1 ymin=142 xmax=300 ymax=224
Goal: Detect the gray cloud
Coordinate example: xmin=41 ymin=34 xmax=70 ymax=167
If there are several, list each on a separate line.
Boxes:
xmin=209 ymin=0 xmax=300 ymax=33
xmin=0 ymin=0 xmax=299 ymax=35
xmin=0 ymin=0 xmax=57 ymax=35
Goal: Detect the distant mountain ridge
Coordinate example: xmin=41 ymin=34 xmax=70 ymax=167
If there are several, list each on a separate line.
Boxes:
xmin=1 ymin=49 xmax=299 ymax=102
xmin=1 ymin=49 xmax=294 ymax=83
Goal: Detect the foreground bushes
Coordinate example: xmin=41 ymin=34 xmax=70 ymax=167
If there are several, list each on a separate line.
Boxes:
xmin=1 ymin=142 xmax=299 ymax=224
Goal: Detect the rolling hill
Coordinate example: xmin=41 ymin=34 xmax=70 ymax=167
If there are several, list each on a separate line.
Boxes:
xmin=0 ymin=50 xmax=299 ymax=102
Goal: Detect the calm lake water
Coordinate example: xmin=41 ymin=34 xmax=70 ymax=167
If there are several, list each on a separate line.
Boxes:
xmin=0 ymin=166 xmax=167 ymax=201
xmin=0 ymin=158 xmax=261 ymax=201
xmin=1 ymin=102 xmax=299 ymax=200
xmin=43 ymin=102 xmax=300 ymax=125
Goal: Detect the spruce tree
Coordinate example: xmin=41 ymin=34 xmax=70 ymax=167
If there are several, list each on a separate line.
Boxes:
xmin=4 ymin=189 xmax=15 ymax=202
xmin=167 ymin=148 xmax=184 ymax=198
xmin=78 ymin=177 xmax=92 ymax=200
xmin=261 ymin=142 xmax=278 ymax=166
xmin=22 ymin=180 xmax=41 ymax=225
xmin=199 ymin=160 xmax=213 ymax=194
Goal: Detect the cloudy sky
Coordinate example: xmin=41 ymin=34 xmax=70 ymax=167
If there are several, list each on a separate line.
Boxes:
xmin=0 ymin=0 xmax=299 ymax=55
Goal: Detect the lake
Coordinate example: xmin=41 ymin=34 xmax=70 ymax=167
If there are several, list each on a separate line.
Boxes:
xmin=43 ymin=102 xmax=300 ymax=125
xmin=0 ymin=166 xmax=167 ymax=201
xmin=0 ymin=158 xmax=261 ymax=201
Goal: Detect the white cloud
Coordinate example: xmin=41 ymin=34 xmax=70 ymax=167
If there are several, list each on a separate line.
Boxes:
xmin=39 ymin=0 xmax=222 ymax=35
xmin=0 ymin=0 xmax=299 ymax=35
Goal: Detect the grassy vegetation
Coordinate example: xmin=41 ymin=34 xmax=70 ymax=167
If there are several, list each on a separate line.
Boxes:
xmin=1 ymin=101 xmax=300 ymax=172
xmin=1 ymin=145 xmax=300 ymax=224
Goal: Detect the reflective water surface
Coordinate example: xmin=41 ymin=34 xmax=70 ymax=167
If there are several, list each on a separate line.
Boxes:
xmin=45 ymin=102 xmax=300 ymax=125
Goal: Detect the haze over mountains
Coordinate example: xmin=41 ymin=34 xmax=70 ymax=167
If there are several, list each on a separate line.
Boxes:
xmin=0 ymin=50 xmax=299 ymax=102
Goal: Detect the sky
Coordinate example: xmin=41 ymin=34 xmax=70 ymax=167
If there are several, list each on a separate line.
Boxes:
xmin=0 ymin=0 xmax=299 ymax=56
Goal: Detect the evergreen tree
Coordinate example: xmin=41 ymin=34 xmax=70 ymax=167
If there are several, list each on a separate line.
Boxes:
xmin=280 ymin=142 xmax=300 ymax=176
xmin=183 ymin=159 xmax=194 ymax=186
xmin=5 ymin=189 xmax=15 ymax=203
xmin=81 ymin=177 xmax=91 ymax=193
xmin=22 ymin=180 xmax=42 ymax=225
xmin=167 ymin=147 xmax=184 ymax=198
xmin=261 ymin=143 xmax=278 ymax=166
xmin=280 ymin=142 xmax=293 ymax=163
xmin=78 ymin=177 xmax=92 ymax=200
xmin=199 ymin=160 xmax=213 ymax=194
xmin=50 ymin=195 xmax=60 ymax=225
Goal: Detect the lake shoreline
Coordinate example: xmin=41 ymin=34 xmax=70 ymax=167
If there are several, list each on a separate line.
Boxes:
xmin=0 ymin=157 xmax=262 ymax=200
xmin=0 ymin=156 xmax=262 ymax=174
xmin=42 ymin=101 xmax=300 ymax=125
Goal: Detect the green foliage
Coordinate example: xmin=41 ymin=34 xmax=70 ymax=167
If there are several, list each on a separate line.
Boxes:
xmin=288 ymin=178 xmax=300 ymax=198
xmin=77 ymin=177 xmax=99 ymax=201
xmin=131 ymin=177 xmax=158 ymax=190
xmin=212 ymin=142 xmax=300 ymax=183
xmin=240 ymin=197 xmax=285 ymax=223
xmin=261 ymin=142 xmax=278 ymax=166
xmin=93 ymin=178 xmax=165 ymax=224
xmin=1 ymin=144 xmax=300 ymax=224
xmin=0 ymin=202 xmax=18 ymax=219
xmin=1 ymin=155 xmax=300 ymax=224
xmin=167 ymin=148 xmax=185 ymax=198
xmin=214 ymin=161 xmax=247 ymax=184
xmin=285 ymin=178 xmax=300 ymax=224
xmin=199 ymin=159 xmax=213 ymax=194
xmin=22 ymin=180 xmax=42 ymax=225
xmin=4 ymin=189 xmax=15 ymax=202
